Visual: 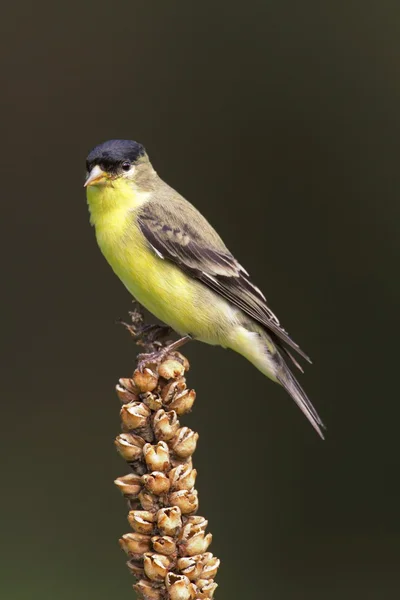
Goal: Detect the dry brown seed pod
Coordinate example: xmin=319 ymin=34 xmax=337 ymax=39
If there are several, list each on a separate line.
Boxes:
xmin=134 ymin=579 xmax=163 ymax=600
xmin=199 ymin=551 xmax=212 ymax=562
xmin=128 ymin=510 xmax=156 ymax=535
xmin=158 ymin=359 xmax=185 ymax=380
xmin=177 ymin=555 xmax=204 ymax=581
xmin=168 ymin=389 xmax=196 ymax=415
xmin=156 ymin=506 xmax=182 ymax=537
xmin=170 ymin=456 xmax=193 ymax=470
xmin=119 ymin=532 xmax=151 ymax=555
xmin=179 ymin=532 xmax=212 ymax=557
xmin=138 ymin=489 xmax=161 ymax=512
xmin=141 ymin=392 xmax=163 ymax=411
xmin=200 ymin=555 xmax=220 ymax=579
xmin=116 ymin=383 xmax=139 ymax=404
xmin=176 ymin=556 xmax=197 ymax=569
xmin=121 ymin=402 xmax=151 ymax=430
xmin=142 ymin=471 xmax=171 ymax=496
xmin=170 ymin=427 xmax=199 ymax=458
xmin=126 ymin=558 xmax=145 ymax=579
xmin=160 ymin=378 xmax=187 ymax=405
xmin=170 ymin=351 xmax=190 ymax=371
xmin=194 ymin=579 xmax=218 ymax=599
xmin=151 ymin=534 xmax=177 ymax=556
xmin=187 ymin=515 xmax=206 ymax=524
xmin=119 ymin=377 xmax=140 ymax=395
xmin=143 ymin=441 xmax=170 ymax=471
xmin=153 ymin=409 xmax=180 ymax=441
xmin=143 ymin=552 xmax=171 ymax=581
xmin=165 ymin=573 xmax=196 ymax=600
xmin=181 ymin=516 xmax=208 ymax=534
xmin=114 ymin=432 xmax=145 ymax=462
xmin=132 ymin=367 xmax=158 ymax=392
xmin=114 ymin=473 xmax=142 ymax=498
xmin=169 ymin=489 xmax=199 ymax=515
xmin=169 ymin=464 xmax=197 ymax=491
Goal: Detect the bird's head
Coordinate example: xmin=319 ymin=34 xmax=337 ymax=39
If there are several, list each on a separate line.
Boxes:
xmin=85 ymin=140 xmax=156 ymax=221
xmin=84 ymin=139 xmax=152 ymax=189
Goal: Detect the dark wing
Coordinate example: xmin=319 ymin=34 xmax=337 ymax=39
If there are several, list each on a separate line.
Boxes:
xmin=137 ymin=199 xmax=311 ymax=363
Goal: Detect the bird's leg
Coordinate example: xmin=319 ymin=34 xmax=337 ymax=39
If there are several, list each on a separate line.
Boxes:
xmin=119 ymin=302 xmax=192 ymax=371
xmin=134 ymin=324 xmax=173 ymax=349
xmin=137 ymin=335 xmax=192 ymax=372
xmin=118 ymin=304 xmax=173 ymax=351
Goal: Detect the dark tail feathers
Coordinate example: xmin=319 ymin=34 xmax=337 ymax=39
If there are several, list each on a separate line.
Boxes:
xmin=276 ymin=359 xmax=326 ymax=439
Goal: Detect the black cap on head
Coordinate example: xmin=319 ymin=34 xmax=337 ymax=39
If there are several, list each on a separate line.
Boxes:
xmin=86 ymin=139 xmax=146 ymax=172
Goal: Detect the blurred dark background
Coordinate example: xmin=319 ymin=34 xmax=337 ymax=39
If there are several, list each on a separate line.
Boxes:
xmin=1 ymin=2 xmax=399 ymax=599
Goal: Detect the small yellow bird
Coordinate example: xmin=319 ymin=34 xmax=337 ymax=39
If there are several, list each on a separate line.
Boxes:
xmin=85 ymin=139 xmax=325 ymax=437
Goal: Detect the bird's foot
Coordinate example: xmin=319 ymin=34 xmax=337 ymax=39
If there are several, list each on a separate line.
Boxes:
xmin=118 ymin=304 xmax=173 ymax=352
xmin=137 ymin=336 xmax=192 ymax=372
xmin=137 ymin=348 xmax=170 ymax=372
xmin=118 ymin=303 xmax=192 ymax=371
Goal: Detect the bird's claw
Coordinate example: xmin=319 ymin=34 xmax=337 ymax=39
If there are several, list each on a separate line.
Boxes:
xmin=119 ymin=304 xmax=173 ymax=351
xmin=137 ymin=347 xmax=171 ymax=372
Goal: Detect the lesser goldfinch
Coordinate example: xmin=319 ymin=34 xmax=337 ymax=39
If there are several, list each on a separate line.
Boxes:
xmin=85 ymin=139 xmax=325 ymax=438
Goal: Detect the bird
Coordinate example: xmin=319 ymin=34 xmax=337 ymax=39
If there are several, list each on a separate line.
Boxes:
xmin=85 ymin=139 xmax=325 ymax=438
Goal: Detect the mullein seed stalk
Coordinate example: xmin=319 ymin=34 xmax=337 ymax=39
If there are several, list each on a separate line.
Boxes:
xmin=114 ymin=314 xmax=219 ymax=600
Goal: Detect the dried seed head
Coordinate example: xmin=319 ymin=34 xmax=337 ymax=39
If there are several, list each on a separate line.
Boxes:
xmin=169 ymin=464 xmax=197 ymax=491
xmin=143 ymin=441 xmax=170 ymax=472
xmin=181 ymin=516 xmax=208 ymax=535
xmin=151 ymin=535 xmax=177 ymax=556
xmin=165 ymin=573 xmax=196 ymax=600
xmin=138 ymin=489 xmax=161 ymax=512
xmin=194 ymin=579 xmax=218 ymax=599
xmin=134 ymin=579 xmax=163 ymax=600
xmin=153 ymin=409 xmax=180 ymax=441
xmin=133 ymin=368 xmax=159 ymax=393
xmin=179 ymin=531 xmax=212 ymax=557
xmin=143 ymin=552 xmax=171 ymax=581
xmin=177 ymin=555 xmax=204 ymax=581
xmin=158 ymin=359 xmax=185 ymax=380
xmin=170 ymin=456 xmax=193 ymax=470
xmin=170 ymin=352 xmax=190 ymax=372
xmin=119 ymin=532 xmax=151 ymax=555
xmin=128 ymin=510 xmax=156 ymax=535
xmin=199 ymin=554 xmax=220 ymax=579
xmin=170 ymin=427 xmax=199 ymax=458
xmin=121 ymin=402 xmax=151 ymax=430
xmin=142 ymin=471 xmax=171 ymax=496
xmin=168 ymin=389 xmax=196 ymax=415
xmin=157 ymin=506 xmax=182 ymax=537
xmin=160 ymin=378 xmax=187 ymax=405
xmin=141 ymin=392 xmax=163 ymax=411
xmin=114 ymin=473 xmax=142 ymax=498
xmin=116 ymin=383 xmax=139 ymax=404
xmin=115 ymin=350 xmax=217 ymax=597
xmin=115 ymin=432 xmax=145 ymax=462
xmin=126 ymin=558 xmax=145 ymax=579
xmin=169 ymin=489 xmax=199 ymax=515
xmin=179 ymin=519 xmax=209 ymax=547
xmin=119 ymin=377 xmax=140 ymax=394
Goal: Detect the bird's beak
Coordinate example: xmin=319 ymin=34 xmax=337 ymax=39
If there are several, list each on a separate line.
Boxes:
xmin=84 ymin=165 xmax=107 ymax=187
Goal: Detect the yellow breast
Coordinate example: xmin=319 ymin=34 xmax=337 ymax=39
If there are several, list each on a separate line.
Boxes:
xmin=86 ymin=182 xmax=204 ymax=336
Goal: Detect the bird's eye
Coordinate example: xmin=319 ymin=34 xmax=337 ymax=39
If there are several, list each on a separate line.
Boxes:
xmin=121 ymin=161 xmax=131 ymax=171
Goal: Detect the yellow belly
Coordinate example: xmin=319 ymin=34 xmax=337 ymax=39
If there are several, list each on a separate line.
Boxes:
xmin=87 ymin=183 xmax=237 ymax=343
xmin=96 ymin=218 xmax=234 ymax=341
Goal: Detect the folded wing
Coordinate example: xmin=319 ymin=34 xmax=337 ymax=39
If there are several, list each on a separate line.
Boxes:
xmin=137 ymin=199 xmax=311 ymax=364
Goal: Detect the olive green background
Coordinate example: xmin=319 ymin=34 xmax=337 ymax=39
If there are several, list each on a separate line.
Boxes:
xmin=1 ymin=2 xmax=399 ymax=599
